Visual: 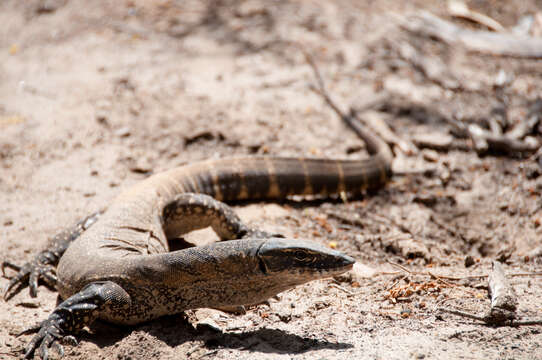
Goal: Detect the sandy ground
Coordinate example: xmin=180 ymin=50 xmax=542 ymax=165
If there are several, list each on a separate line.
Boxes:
xmin=1 ymin=1 xmax=542 ymax=359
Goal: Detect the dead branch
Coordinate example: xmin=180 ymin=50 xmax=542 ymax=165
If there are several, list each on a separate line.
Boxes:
xmin=387 ymin=261 xmax=542 ymax=283
xmin=302 ymin=49 xmax=393 ymax=163
xmin=441 ymin=261 xmax=542 ymax=326
xmin=506 ymin=98 xmax=542 ymax=140
xmin=486 ymin=260 xmax=518 ymax=323
xmin=360 ymin=110 xmax=418 ymax=155
xmin=441 ymin=307 xmax=542 ymax=326
xmin=467 ymin=123 xmax=539 ymax=155
xmin=387 ymin=261 xmax=462 ymax=284
xmin=447 ymin=0 xmax=505 ymax=32
xmin=401 ymin=11 xmax=542 ymax=58
xmin=440 ymin=307 xmax=487 ymax=322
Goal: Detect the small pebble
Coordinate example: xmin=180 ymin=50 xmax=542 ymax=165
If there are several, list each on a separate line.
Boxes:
xmin=422 ymin=149 xmax=439 ymax=163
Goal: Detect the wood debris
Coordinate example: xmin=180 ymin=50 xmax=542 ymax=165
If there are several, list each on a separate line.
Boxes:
xmin=401 ymin=11 xmax=542 ymax=58
xmin=486 ymin=261 xmax=518 ymax=323
xmin=447 ymin=0 xmax=505 ymax=32
xmin=441 ymin=261 xmax=542 ymax=326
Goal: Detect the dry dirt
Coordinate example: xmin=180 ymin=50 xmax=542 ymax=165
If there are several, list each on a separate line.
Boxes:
xmin=1 ymin=1 xmax=542 ymax=359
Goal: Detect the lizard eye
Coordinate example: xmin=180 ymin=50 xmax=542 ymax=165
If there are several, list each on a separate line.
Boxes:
xmin=294 ymin=250 xmax=308 ymax=261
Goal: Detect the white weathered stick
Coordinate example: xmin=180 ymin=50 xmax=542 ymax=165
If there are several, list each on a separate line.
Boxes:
xmin=447 ymin=0 xmax=505 ymax=32
xmin=402 ymin=11 xmax=542 ymax=58
xmin=486 ymin=261 xmax=518 ymax=323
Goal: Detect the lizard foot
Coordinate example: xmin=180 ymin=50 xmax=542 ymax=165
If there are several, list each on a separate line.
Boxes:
xmin=3 ymin=211 xmax=102 ymax=301
xmin=21 ymin=314 xmax=72 ymax=360
xmin=21 ymin=281 xmax=130 ymax=359
xmin=2 ymin=260 xmax=57 ymax=301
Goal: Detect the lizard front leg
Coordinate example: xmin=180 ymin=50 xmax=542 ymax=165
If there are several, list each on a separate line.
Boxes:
xmin=162 ymin=193 xmax=281 ymax=241
xmin=22 ymin=281 xmax=130 ymax=360
xmin=3 ymin=211 xmax=103 ymax=300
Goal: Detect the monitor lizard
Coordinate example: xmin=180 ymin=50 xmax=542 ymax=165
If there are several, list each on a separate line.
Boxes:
xmin=2 ymin=115 xmax=392 ymax=360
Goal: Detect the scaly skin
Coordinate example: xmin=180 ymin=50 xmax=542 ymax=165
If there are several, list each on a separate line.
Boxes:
xmin=3 ymin=120 xmax=392 ymax=360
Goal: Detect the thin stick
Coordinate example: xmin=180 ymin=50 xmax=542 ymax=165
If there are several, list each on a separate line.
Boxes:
xmin=440 ymin=307 xmax=487 ymax=322
xmin=441 ymin=307 xmax=542 ymax=326
xmin=508 ymin=319 xmax=542 ymax=326
xmin=401 ymin=11 xmax=542 ymax=58
xmin=387 ymin=261 xmax=542 ymax=281
xmin=302 ymin=48 xmax=393 ymax=162
xmin=303 ymin=50 xmax=348 ymax=120
xmin=329 ymin=283 xmax=354 ymax=295
xmin=486 ymin=261 xmax=518 ymax=323
xmin=385 ymin=274 xmax=408 ymax=291
xmin=387 ymin=261 xmax=412 ymax=274
xmin=447 ymin=0 xmax=505 ymax=32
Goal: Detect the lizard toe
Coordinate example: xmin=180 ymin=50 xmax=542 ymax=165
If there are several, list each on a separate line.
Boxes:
xmin=3 ymin=265 xmax=32 ymax=301
xmin=24 ymin=317 xmax=65 ymax=360
xmin=3 ymin=261 xmax=58 ymax=300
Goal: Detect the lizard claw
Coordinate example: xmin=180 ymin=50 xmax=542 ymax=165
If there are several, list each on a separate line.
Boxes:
xmin=2 ymin=260 xmax=57 ymax=301
xmin=3 ymin=211 xmax=103 ymax=302
xmin=20 ymin=280 xmax=126 ymax=359
xmin=22 ymin=313 xmax=67 ymax=360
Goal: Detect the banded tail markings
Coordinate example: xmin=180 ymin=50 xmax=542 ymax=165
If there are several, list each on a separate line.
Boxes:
xmin=265 ymin=157 xmax=281 ymax=198
xmin=271 ymin=158 xmax=311 ymax=197
xmin=233 ymin=158 xmax=249 ymax=200
xmin=340 ymin=160 xmax=370 ymax=194
xmin=335 ymin=160 xmax=346 ymax=194
xmin=377 ymin=154 xmax=391 ymax=185
xmin=302 ymin=159 xmax=341 ymax=196
xmin=299 ymin=157 xmax=314 ymax=195
xmin=206 ymin=162 xmax=223 ymax=201
xmin=236 ymin=159 xmax=270 ymax=200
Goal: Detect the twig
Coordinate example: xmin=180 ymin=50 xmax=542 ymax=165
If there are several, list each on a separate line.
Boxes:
xmin=507 ymin=319 xmax=542 ymax=326
xmin=387 ymin=261 xmax=413 ymax=275
xmin=198 ymin=350 xmax=219 ymax=359
xmin=467 ymin=123 xmax=539 ymax=155
xmin=507 ymin=98 xmax=542 ymax=140
xmin=401 ymin=11 xmax=542 ymax=58
xmin=360 ymin=110 xmax=418 ymax=155
xmin=440 ymin=307 xmax=542 ymax=326
xmin=508 ymin=272 xmax=542 ymax=278
xmin=329 ymin=283 xmax=354 ymax=295
xmin=441 ymin=261 xmax=542 ymax=326
xmin=385 ymin=274 xmax=408 ymax=291
xmin=486 ymin=260 xmax=517 ymax=323
xmin=303 ymin=50 xmax=348 ymax=120
xmin=447 ymin=0 xmax=505 ymax=32
xmin=428 ymin=271 xmax=459 ymax=288
xmin=440 ymin=307 xmax=487 ymax=322
xmin=302 ymin=49 xmax=393 ymax=163
xmin=386 ymin=261 xmax=542 ymax=281
xmin=385 ymin=261 xmax=479 ymax=297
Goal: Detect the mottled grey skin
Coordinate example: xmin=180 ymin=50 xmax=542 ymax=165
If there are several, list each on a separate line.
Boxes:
xmin=60 ymin=238 xmax=354 ymax=325
xmin=4 ymin=123 xmax=391 ymax=360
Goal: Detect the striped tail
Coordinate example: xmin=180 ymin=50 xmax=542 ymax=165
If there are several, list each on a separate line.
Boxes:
xmin=159 ymin=124 xmax=392 ymax=201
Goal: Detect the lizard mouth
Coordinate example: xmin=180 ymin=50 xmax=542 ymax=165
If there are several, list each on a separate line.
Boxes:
xmin=255 ymin=238 xmax=355 ymax=276
xmin=255 ymin=241 xmax=269 ymax=274
xmin=289 ymin=262 xmax=354 ymax=276
xmin=258 ymin=257 xmax=269 ymax=274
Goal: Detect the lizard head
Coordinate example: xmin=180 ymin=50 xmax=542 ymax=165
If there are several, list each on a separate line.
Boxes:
xmin=255 ymin=238 xmax=355 ymax=285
